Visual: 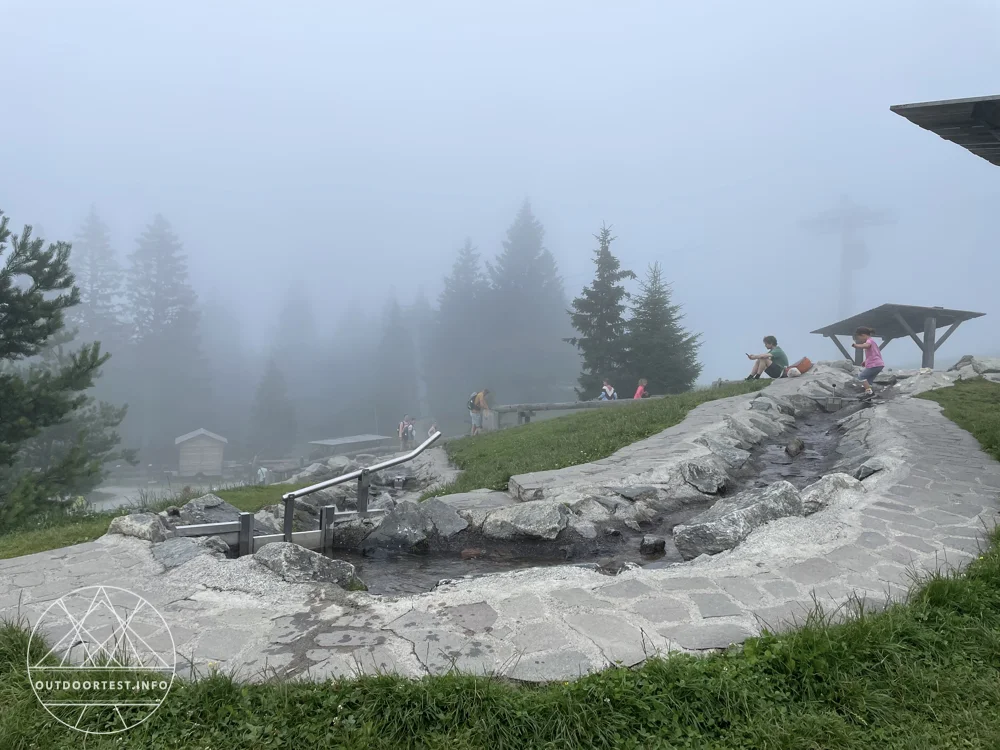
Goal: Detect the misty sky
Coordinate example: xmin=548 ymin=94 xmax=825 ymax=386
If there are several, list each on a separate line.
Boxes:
xmin=3 ymin=0 xmax=998 ymax=382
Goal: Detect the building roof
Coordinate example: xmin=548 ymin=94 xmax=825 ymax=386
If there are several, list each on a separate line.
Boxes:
xmin=308 ymin=434 xmax=394 ymax=448
xmin=811 ymin=303 xmax=985 ymax=339
xmin=174 ymin=428 xmax=229 ymax=445
xmin=891 ymin=95 xmax=1000 ymax=168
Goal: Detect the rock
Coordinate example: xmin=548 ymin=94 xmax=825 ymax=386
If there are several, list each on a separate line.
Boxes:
xmin=723 ymin=415 xmax=768 ymax=449
xmin=567 ymin=517 xmax=598 ymax=540
xmin=254 ymin=542 xmax=363 ymax=589
xmin=949 ymin=355 xmax=1000 ymax=375
xmin=854 ymin=456 xmax=890 ymax=481
xmin=640 ymin=535 xmax=666 ymax=556
xmin=611 ymin=485 xmax=660 ymax=503
xmin=198 ymin=535 xmax=232 ymax=555
xmin=746 ymin=412 xmax=788 ymax=438
xmin=696 ymin=433 xmax=752 ymax=469
xmin=800 ymin=473 xmax=864 ymax=515
xmin=178 ymin=494 xmax=278 ymax=534
xmin=680 ymin=457 xmax=729 ymax=495
xmin=152 ymin=537 xmax=211 ymax=569
xmin=820 ymin=359 xmax=858 ymax=374
xmin=325 ymin=455 xmax=355 ymax=473
xmin=673 ymin=481 xmax=803 ymax=560
xmin=332 ymin=516 xmax=381 ymax=549
xmin=785 ymin=438 xmax=805 ymax=457
xmin=361 ymin=500 xmax=433 ymax=551
xmin=461 ymin=548 xmax=485 ymax=559
xmin=570 ymin=497 xmax=614 ymax=524
xmin=435 ymin=490 xmax=515 ymax=512
xmin=483 ymin=502 xmax=569 ymax=541
xmin=369 ymin=493 xmax=396 ymax=513
xmin=873 ymin=371 xmax=897 ymax=386
xmin=107 ymin=513 xmax=172 ymax=543
xmin=421 ymin=498 xmax=469 ymax=538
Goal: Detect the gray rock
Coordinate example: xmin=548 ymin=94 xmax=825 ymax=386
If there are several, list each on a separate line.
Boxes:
xmin=254 ymin=542 xmax=363 ymax=589
xmin=673 ymin=481 xmax=803 ymax=560
xmin=611 ymin=485 xmax=660 ymax=503
xmin=820 ymin=359 xmax=858 ymax=374
xmin=107 ymin=512 xmax=172 ymax=542
xmin=640 ymin=535 xmax=666 ymax=555
xmin=369 ymin=493 xmax=396 ymax=513
xmin=680 ymin=457 xmax=729 ymax=494
xmin=800 ymin=473 xmax=864 ymax=515
xmin=332 ymin=517 xmax=381 ymax=549
xmin=746 ymin=413 xmax=786 ymax=438
xmin=178 ymin=494 xmax=278 ymax=534
xmin=421 ymin=498 xmax=469 ymax=538
xmin=325 ymin=455 xmax=356 ymax=473
xmin=570 ymin=497 xmax=615 ymax=524
xmin=152 ymin=537 xmax=211 ymax=569
xmin=567 ymin=517 xmax=598 ymax=540
xmin=855 ymin=456 xmax=890 ymax=481
xmin=435 ymin=490 xmax=515 ymax=512
xmin=949 ymin=355 xmax=1000 ymax=375
xmin=483 ymin=502 xmax=569 ymax=541
xmin=785 ymin=438 xmax=805 ymax=457
xmin=198 ymin=535 xmax=232 ymax=555
xmin=723 ymin=415 xmax=768 ymax=449
xmin=362 ymin=500 xmax=433 ymax=551
xmin=874 ymin=371 xmax=898 ymax=386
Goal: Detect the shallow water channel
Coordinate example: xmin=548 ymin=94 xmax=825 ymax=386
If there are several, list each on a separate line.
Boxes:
xmin=330 ymin=406 xmax=853 ymax=597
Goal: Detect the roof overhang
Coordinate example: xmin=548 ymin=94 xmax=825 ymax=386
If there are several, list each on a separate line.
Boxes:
xmin=175 ymin=428 xmax=228 ymax=445
xmin=811 ymin=303 xmax=985 ymax=339
xmin=891 ymin=95 xmax=1000 ymax=167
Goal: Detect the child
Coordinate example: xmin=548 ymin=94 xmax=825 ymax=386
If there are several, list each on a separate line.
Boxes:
xmin=598 ymin=379 xmax=617 ymax=400
xmin=852 ymin=326 xmax=884 ymax=398
xmin=633 ymin=378 xmax=648 ymax=399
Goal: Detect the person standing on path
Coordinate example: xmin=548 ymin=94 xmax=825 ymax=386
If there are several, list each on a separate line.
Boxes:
xmin=398 ymin=415 xmax=416 ymax=451
xmin=852 ymin=326 xmax=884 ymax=398
xmin=746 ymin=336 xmax=789 ymax=380
xmin=469 ymin=389 xmax=490 ymax=436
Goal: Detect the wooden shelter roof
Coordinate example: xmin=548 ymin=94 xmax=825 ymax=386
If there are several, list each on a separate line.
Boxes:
xmin=811 ymin=304 xmax=985 ymax=339
xmin=891 ymin=95 xmax=1000 ymax=167
xmin=175 ymin=428 xmax=228 ymax=445
xmin=308 ymin=434 xmax=393 ymax=448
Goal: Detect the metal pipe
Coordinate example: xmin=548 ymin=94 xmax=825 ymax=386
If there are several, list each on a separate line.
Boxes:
xmin=282 ymin=431 xmax=442 ymax=502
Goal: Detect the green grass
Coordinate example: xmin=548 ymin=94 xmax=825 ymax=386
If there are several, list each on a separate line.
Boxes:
xmin=427 ymin=381 xmax=769 ymax=498
xmin=2 ymin=531 xmax=999 ymax=748
xmin=918 ymin=376 xmax=1000 ymax=461
xmin=0 ymin=483 xmax=308 ymax=561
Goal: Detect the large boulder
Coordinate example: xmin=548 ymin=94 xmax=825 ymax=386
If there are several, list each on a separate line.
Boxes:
xmin=107 ymin=513 xmax=172 ymax=543
xmin=680 ymin=456 xmax=730 ymax=495
xmin=949 ymin=355 xmax=1000 ymax=375
xmin=482 ymin=502 xmax=569 ymax=541
xmin=360 ymin=498 xmax=468 ymax=552
xmin=723 ymin=415 xmax=769 ymax=449
xmin=695 ymin=433 xmax=751 ymax=469
xmin=177 ymin=494 xmax=279 ymax=534
xmin=152 ymin=537 xmax=213 ymax=569
xmin=673 ymin=481 xmax=803 ymax=560
xmin=800 ymin=473 xmax=864 ymax=515
xmin=254 ymin=542 xmax=364 ymax=589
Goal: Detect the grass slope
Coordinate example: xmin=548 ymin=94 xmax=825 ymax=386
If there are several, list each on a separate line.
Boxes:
xmin=429 ymin=380 xmax=768 ymax=497
xmin=0 ymin=380 xmax=998 ymax=746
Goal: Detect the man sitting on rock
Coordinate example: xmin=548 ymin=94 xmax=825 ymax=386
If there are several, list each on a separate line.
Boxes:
xmin=746 ymin=335 xmax=789 ymax=380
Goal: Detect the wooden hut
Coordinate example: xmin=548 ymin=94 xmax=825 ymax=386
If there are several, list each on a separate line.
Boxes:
xmin=175 ymin=429 xmax=228 ymax=478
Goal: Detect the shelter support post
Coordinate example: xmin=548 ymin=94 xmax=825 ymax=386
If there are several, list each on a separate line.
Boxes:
xmin=880 ymin=337 xmax=893 ymax=350
xmin=319 ymin=505 xmax=333 ymax=554
xmin=238 ymin=512 xmax=253 ymax=558
xmin=922 ymin=316 xmax=937 ymax=368
xmin=854 ymin=346 xmax=864 ymax=366
xmin=934 ymin=320 xmax=962 ymax=352
xmin=283 ymin=496 xmax=295 ymax=543
xmin=357 ymin=470 xmax=370 ymax=517
xmin=892 ymin=311 xmax=925 ymax=350
xmin=826 ymin=334 xmax=853 ymax=362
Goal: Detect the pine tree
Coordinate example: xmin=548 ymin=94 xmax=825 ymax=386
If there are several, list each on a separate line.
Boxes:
xmin=625 ymin=262 xmax=702 ymax=394
xmin=566 ymin=224 xmax=635 ymax=398
xmin=0 ymin=212 xmax=115 ymax=526
xmin=486 ymin=201 xmax=578 ymax=403
xmin=69 ymin=206 xmax=123 ymax=345
xmin=248 ymin=359 xmax=298 ymax=458
xmin=427 ymin=238 xmax=489 ymax=427
xmin=271 ymin=284 xmax=323 ymax=438
xmin=124 ymin=215 xmax=210 ymax=459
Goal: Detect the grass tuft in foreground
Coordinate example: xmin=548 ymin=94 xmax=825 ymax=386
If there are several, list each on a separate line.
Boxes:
xmin=428 ymin=380 xmax=769 ymax=497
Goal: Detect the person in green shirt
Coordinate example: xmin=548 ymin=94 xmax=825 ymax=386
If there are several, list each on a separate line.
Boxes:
xmin=746 ymin=335 xmax=788 ymax=380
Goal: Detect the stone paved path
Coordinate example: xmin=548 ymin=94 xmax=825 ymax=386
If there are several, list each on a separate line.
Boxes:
xmin=2 ymin=384 xmax=998 ymax=683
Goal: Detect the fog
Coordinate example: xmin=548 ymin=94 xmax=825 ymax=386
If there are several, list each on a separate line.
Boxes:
xmin=3 ymin=1 xmax=998 ymax=466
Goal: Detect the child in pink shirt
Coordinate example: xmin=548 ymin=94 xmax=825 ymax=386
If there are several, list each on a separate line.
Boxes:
xmin=852 ymin=326 xmax=884 ymax=397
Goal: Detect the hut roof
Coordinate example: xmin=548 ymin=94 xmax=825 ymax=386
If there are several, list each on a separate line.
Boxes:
xmin=175 ymin=428 xmax=229 ymax=446
xmin=891 ymin=95 xmax=1000 ymax=168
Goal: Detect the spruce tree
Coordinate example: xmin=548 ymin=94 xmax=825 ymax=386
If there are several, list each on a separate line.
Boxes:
xmin=625 ymin=262 xmax=702 ymax=394
xmin=69 ymin=206 xmax=123 ymax=345
xmin=427 ymin=238 xmax=489 ymax=426
xmin=124 ymin=215 xmax=210 ymax=459
xmin=566 ymin=223 xmax=635 ymax=398
xmin=486 ymin=201 xmax=578 ymax=403
xmin=0 ymin=212 xmax=114 ymax=525
xmin=248 ymin=359 xmax=298 ymax=458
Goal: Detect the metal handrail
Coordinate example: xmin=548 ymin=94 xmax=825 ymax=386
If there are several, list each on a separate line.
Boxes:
xmin=282 ymin=430 xmax=442 ymax=502
xmin=279 ymin=430 xmax=442 ymax=543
